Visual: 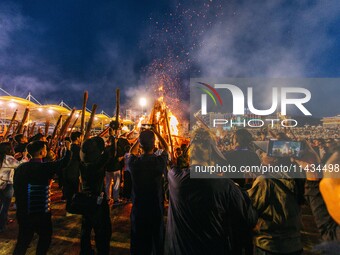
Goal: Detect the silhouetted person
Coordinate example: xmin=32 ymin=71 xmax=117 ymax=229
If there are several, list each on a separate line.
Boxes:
xmin=13 ymin=141 xmax=71 ymax=255
xmin=128 ymin=129 xmax=169 ymax=255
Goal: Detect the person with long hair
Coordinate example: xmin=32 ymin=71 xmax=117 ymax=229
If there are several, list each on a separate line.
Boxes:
xmin=0 ymin=142 xmax=28 ymax=232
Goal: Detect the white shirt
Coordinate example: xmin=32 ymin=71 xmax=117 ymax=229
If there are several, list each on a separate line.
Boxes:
xmin=0 ymin=155 xmax=28 ymax=185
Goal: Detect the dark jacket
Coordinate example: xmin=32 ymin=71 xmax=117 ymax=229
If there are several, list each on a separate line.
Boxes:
xmin=63 ymin=144 xmax=81 ymax=182
xmin=128 ymin=150 xmax=168 ymax=212
xmin=305 ymin=180 xmax=340 ymax=241
xmin=13 ymin=150 xmax=71 ymax=217
xmin=105 ymin=137 xmax=130 ymax=172
xmin=248 ymin=176 xmax=303 ymax=253
xmin=225 ymin=148 xmax=261 ymax=188
xmin=166 ymin=167 xmax=257 ymax=255
xmin=80 ymin=151 xmax=109 ymax=196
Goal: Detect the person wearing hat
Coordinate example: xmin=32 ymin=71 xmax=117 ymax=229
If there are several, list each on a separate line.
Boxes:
xmin=13 ymin=140 xmax=71 ymax=255
xmin=79 ymin=136 xmax=113 ymax=255
xmin=128 ymin=128 xmax=169 ymax=255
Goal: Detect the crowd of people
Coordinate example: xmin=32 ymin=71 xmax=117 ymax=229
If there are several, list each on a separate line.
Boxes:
xmin=0 ymin=122 xmax=340 ymax=255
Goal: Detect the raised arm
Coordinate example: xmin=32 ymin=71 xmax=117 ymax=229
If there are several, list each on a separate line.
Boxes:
xmin=129 ymin=139 xmax=140 ymax=156
xmin=153 ymin=129 xmax=169 ymax=153
xmin=47 ymin=141 xmax=72 ymax=171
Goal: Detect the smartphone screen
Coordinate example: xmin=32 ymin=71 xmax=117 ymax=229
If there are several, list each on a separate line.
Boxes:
xmin=267 ymin=140 xmax=303 ymax=158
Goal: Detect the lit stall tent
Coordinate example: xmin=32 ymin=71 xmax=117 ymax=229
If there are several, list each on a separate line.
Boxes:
xmin=0 ymin=92 xmax=134 ymax=139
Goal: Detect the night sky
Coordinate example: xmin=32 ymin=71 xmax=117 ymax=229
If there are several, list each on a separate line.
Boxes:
xmin=1 ymin=0 xmax=340 ymax=117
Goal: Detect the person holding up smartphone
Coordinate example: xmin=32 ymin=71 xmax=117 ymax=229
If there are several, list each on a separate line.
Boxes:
xmin=248 ymin=136 xmax=305 ymax=255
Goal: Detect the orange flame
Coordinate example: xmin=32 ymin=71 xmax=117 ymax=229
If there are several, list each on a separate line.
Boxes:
xmin=156 ymin=112 xmax=161 ymax=122
xmin=169 ymin=114 xmax=179 ymax=136
xmin=137 ymin=115 xmax=146 ymax=128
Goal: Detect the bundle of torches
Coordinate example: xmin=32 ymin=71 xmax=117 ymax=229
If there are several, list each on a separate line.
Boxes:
xmin=0 ymin=90 xmax=187 ymax=160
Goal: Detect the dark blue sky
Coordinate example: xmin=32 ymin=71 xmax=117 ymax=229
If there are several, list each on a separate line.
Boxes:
xmin=1 ymin=0 xmax=340 ymax=117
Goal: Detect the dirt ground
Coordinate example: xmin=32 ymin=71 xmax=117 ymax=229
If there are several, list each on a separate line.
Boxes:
xmin=0 ymin=183 xmax=321 ymax=255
